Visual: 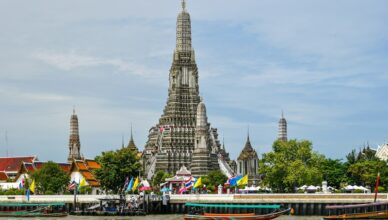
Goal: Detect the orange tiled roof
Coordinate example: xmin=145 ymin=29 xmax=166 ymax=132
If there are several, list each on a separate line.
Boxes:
xmin=87 ymin=180 xmax=100 ymax=187
xmin=0 ymin=171 xmax=8 ymax=181
xmin=76 ymin=161 xmax=88 ymax=171
xmin=0 ymin=156 xmax=36 ymax=172
xmin=85 ymin=160 xmax=101 ymax=169
xmin=80 ymin=171 xmax=95 ymax=180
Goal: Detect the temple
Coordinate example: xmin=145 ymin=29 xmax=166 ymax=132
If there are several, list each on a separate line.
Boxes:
xmin=68 ymin=109 xmax=82 ymax=162
xmin=278 ymin=111 xmax=288 ymax=142
xmin=142 ymin=0 xmax=233 ymax=179
xmin=236 ymin=132 xmax=260 ymax=185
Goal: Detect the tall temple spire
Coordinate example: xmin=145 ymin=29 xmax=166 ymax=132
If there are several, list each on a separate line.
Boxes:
xmin=278 ymin=110 xmax=288 ymax=142
xmin=127 ymin=123 xmax=138 ymax=152
xmin=68 ymin=108 xmax=82 ymax=162
xmin=142 ymin=0 xmax=227 ymax=177
xmin=181 ymin=0 xmax=186 ymax=11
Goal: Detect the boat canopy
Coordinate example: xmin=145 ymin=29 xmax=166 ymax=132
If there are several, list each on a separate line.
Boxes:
xmin=185 ymin=203 xmax=281 ymax=209
xmin=0 ymin=202 xmax=65 ymax=207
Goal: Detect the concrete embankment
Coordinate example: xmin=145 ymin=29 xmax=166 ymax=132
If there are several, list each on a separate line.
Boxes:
xmin=1 ymin=193 xmax=387 ymax=216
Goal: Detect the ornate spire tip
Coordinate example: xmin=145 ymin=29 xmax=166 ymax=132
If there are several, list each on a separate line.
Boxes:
xmin=181 ymin=0 xmax=186 ymax=11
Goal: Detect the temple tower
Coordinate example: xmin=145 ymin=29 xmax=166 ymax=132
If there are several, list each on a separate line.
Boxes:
xmin=237 ymin=132 xmax=260 ymax=185
xmin=127 ymin=125 xmax=138 ymax=152
xmin=191 ymin=101 xmax=217 ymax=176
xmin=67 ymin=109 xmax=82 ymax=162
xmin=143 ymin=0 xmax=227 ymax=177
xmin=278 ymin=111 xmax=287 ymax=141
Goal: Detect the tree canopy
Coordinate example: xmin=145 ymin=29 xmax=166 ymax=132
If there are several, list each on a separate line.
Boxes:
xmin=31 ymin=161 xmax=69 ymax=194
xmin=259 ymin=139 xmax=324 ymax=192
xmin=94 ymin=147 xmax=141 ymax=193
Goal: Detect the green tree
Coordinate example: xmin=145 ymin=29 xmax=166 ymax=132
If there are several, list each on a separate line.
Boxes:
xmin=31 ymin=161 xmax=70 ymax=194
xmin=259 ymin=139 xmax=324 ymax=192
xmin=94 ymin=147 xmax=141 ymax=193
xmin=321 ymin=158 xmax=348 ymax=189
xmin=202 ymin=170 xmax=228 ymax=192
xmin=152 ymin=170 xmax=172 ymax=187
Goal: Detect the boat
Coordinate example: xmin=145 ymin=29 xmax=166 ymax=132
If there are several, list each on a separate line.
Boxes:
xmin=323 ymin=202 xmax=388 ymax=219
xmin=184 ymin=203 xmax=291 ymax=220
xmin=0 ymin=202 xmax=68 ymax=217
xmin=323 ymin=173 xmax=388 ymax=219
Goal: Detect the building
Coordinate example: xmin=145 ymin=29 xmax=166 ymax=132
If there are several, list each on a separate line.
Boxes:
xmin=236 ymin=134 xmax=260 ymax=185
xmin=142 ymin=0 xmax=232 ymax=178
xmin=69 ymin=159 xmax=101 ymax=194
xmin=376 ymin=143 xmax=388 ymax=161
xmin=278 ymin=111 xmax=288 ymax=142
xmin=0 ymin=156 xmax=37 ymax=180
xmin=68 ymin=109 xmax=82 ymax=162
xmin=190 ymin=101 xmax=219 ymax=176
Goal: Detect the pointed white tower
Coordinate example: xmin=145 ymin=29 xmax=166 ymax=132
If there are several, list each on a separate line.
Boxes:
xmin=278 ymin=111 xmax=288 ymax=142
xmin=68 ymin=108 xmax=82 ymax=162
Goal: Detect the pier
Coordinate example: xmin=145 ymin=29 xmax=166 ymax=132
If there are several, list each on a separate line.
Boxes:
xmin=1 ymin=193 xmax=387 ymax=216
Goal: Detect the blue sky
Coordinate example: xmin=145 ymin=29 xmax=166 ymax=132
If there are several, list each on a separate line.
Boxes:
xmin=1 ymin=0 xmax=388 ymax=162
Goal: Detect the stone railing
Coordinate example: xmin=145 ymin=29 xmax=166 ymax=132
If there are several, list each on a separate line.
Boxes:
xmin=0 ymin=194 xmax=138 ymax=204
xmin=170 ymin=193 xmax=388 ymax=204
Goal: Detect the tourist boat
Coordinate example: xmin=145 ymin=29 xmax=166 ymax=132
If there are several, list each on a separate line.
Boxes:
xmin=323 ymin=202 xmax=388 ymax=219
xmin=0 ymin=202 xmax=68 ymax=217
xmin=184 ymin=203 xmax=290 ymax=220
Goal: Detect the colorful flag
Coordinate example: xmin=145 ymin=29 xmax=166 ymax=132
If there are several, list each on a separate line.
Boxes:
xmin=68 ymin=181 xmax=77 ymax=190
xmin=237 ymin=175 xmax=248 ymax=186
xmin=132 ymin=177 xmax=139 ymax=192
xmin=123 ymin=177 xmax=129 ymax=190
xmin=126 ymin=177 xmax=134 ymax=192
xmin=78 ymin=178 xmax=87 ymax=190
xmin=178 ymin=187 xmax=187 ymax=194
xmin=185 ymin=177 xmax=193 ymax=189
xmin=193 ymin=177 xmax=202 ymax=189
xmin=29 ymin=179 xmax=36 ymax=193
xmin=229 ymin=175 xmax=242 ymax=187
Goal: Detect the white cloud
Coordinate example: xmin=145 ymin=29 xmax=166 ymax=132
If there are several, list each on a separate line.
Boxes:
xmin=32 ymin=50 xmax=163 ymax=77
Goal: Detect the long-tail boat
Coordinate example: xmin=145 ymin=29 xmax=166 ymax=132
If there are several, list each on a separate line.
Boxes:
xmin=0 ymin=202 xmax=68 ymax=217
xmin=323 ymin=202 xmax=388 ymax=219
xmin=184 ymin=203 xmax=290 ymax=220
xmin=323 ymin=172 xmax=388 ymax=219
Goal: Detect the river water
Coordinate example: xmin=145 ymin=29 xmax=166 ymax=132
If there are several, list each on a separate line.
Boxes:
xmin=3 ymin=215 xmax=323 ymax=220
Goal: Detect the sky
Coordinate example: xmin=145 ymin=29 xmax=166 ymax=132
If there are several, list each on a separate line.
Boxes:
xmin=1 ymin=0 xmax=388 ymax=162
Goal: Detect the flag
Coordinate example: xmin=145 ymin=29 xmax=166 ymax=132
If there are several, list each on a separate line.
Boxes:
xmin=29 ymin=179 xmax=36 ymax=193
xmin=78 ymin=178 xmax=87 ymax=190
xmin=375 ymin=172 xmax=381 ymax=202
xmin=126 ymin=177 xmax=134 ymax=192
xmin=178 ymin=187 xmax=187 ymax=194
xmin=193 ymin=177 xmax=202 ymax=189
xmin=132 ymin=177 xmax=139 ymax=192
xmin=123 ymin=177 xmax=129 ymax=190
xmin=185 ymin=177 xmax=193 ymax=189
xmin=26 ymin=188 xmax=30 ymax=201
xmin=229 ymin=175 xmax=242 ymax=187
xmin=237 ymin=175 xmax=248 ymax=186
xmin=67 ymin=181 xmax=76 ymax=190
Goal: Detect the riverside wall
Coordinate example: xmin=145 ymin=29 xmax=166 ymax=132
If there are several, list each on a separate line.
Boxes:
xmin=1 ymin=193 xmax=387 ymax=216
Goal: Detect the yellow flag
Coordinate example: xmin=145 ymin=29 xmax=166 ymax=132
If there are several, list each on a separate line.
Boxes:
xmin=194 ymin=177 xmax=202 ymax=189
xmin=132 ymin=177 xmax=139 ymax=192
xmin=79 ymin=178 xmax=87 ymax=187
xmin=237 ymin=175 xmax=248 ymax=186
xmin=29 ymin=179 xmax=36 ymax=193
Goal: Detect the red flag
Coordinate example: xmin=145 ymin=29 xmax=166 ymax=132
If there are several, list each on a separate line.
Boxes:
xmin=374 ymin=172 xmax=380 ymax=202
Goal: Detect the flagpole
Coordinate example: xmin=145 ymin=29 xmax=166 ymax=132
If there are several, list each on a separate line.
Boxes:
xmin=73 ymin=182 xmax=77 ymax=212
